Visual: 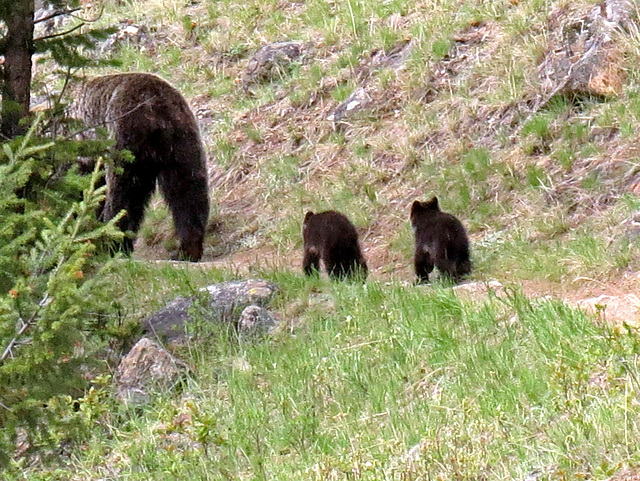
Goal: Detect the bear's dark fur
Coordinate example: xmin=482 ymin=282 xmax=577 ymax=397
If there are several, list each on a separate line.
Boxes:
xmin=74 ymin=73 xmax=209 ymax=261
xmin=410 ymin=197 xmax=471 ymax=283
xmin=302 ymin=210 xmax=368 ymax=280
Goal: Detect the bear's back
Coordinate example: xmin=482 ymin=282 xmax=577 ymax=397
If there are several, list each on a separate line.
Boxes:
xmin=78 ymin=73 xmax=198 ymax=136
xmin=304 ymin=211 xmax=360 ymax=250
xmin=415 ymin=210 xmax=468 ymax=248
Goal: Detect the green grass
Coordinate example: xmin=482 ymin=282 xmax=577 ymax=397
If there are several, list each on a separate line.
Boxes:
xmin=11 ymin=274 xmax=640 ymax=480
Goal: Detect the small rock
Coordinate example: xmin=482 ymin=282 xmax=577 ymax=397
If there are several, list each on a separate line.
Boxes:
xmin=116 ymin=338 xmax=187 ymax=405
xmin=232 ymin=357 xmax=252 ymax=372
xmin=242 ymin=41 xmax=307 ymax=87
xmin=370 ymin=38 xmax=414 ymax=71
xmin=405 ymin=440 xmax=426 ymax=464
xmin=238 ymin=305 xmax=278 ymax=337
xmin=522 ymin=470 xmax=542 ymax=481
xmin=328 ymin=87 xmax=372 ymax=126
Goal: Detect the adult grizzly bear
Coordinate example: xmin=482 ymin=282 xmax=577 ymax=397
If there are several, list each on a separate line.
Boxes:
xmin=302 ymin=210 xmax=368 ymax=280
xmin=411 ymin=197 xmax=471 ymax=283
xmin=74 ymin=73 xmax=209 ymax=261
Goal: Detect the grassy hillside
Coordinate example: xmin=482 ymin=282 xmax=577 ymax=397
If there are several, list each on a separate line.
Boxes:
xmin=79 ymin=0 xmax=640 ymax=290
xmin=12 ymin=0 xmax=640 ymax=478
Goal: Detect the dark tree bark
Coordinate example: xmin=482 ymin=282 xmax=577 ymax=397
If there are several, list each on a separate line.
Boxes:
xmin=1 ymin=0 xmax=35 ymax=139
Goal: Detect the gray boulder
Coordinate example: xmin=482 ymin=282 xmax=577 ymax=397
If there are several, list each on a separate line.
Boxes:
xmin=142 ymin=279 xmax=280 ymax=342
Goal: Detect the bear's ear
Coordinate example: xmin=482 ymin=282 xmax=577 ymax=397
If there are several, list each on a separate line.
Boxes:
xmin=411 ymin=200 xmax=423 ymax=214
xmin=304 ymin=211 xmax=315 ymax=223
xmin=425 ymin=196 xmax=439 ymax=211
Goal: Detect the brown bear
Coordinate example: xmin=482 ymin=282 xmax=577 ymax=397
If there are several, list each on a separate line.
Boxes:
xmin=302 ymin=210 xmax=368 ymax=280
xmin=73 ymin=73 xmax=209 ymax=261
xmin=410 ymin=197 xmax=471 ymax=283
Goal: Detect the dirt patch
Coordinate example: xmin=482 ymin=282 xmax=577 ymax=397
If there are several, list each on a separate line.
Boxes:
xmin=576 ymin=294 xmax=640 ymax=326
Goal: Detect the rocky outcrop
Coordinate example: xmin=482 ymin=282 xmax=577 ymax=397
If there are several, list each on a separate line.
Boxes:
xmin=98 ymin=20 xmax=155 ymax=55
xmin=142 ymin=279 xmax=280 ymax=342
xmin=452 ymin=280 xmax=506 ymax=302
xmin=116 ymin=338 xmax=187 ymax=405
xmin=538 ymin=0 xmax=633 ymax=97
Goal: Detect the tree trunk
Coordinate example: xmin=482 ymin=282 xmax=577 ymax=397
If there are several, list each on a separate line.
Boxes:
xmin=1 ymin=0 xmax=35 ymax=139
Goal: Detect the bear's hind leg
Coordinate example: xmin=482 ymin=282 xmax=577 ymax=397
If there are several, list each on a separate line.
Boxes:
xmin=453 ymin=257 xmax=472 ymax=282
xmin=158 ymin=167 xmax=210 ymax=262
xmin=440 ymin=245 xmax=471 ymax=282
xmin=103 ymin=165 xmax=158 ymax=255
xmin=341 ymin=250 xmax=368 ymax=281
xmin=414 ymin=248 xmax=434 ymax=284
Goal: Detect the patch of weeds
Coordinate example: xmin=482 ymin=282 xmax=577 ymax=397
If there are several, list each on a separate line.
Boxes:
xmin=526 ymin=164 xmax=547 ymax=188
xmin=612 ymin=238 xmax=634 ymax=269
xmin=353 ymin=141 xmax=371 ymax=158
xmin=206 ymin=72 xmax=236 ymax=97
xmin=580 ymin=169 xmax=601 ymax=190
xmin=265 ymin=154 xmax=303 ymax=191
xmin=267 ymin=208 xmax=306 ymax=252
xmin=521 ymin=112 xmax=552 ymax=140
xmin=214 ymin=137 xmax=238 ymax=168
xmin=552 ymin=146 xmax=576 ymax=170
xmin=620 ymin=193 xmax=640 ymax=211
xmin=565 ymin=233 xmax=607 ymax=274
xmin=561 ymin=119 xmax=590 ymax=143
xmin=462 ymin=147 xmax=492 ymax=182
xmin=139 ymin=202 xmax=172 ymax=249
xmin=326 ymin=131 xmax=347 ymax=145
xmin=532 ymin=213 xmax=570 ymax=240
xmin=336 ymin=49 xmax=360 ymax=69
xmin=431 ymin=38 xmax=451 ymax=59
xmin=242 ymin=123 xmax=263 ymax=143
xmin=115 ymin=44 xmax=158 ymax=71
xmin=378 ymin=27 xmax=405 ymax=52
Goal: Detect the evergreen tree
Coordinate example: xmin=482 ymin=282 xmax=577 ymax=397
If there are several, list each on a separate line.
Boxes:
xmin=0 ymin=0 xmax=115 ymax=138
xmin=0 ymin=2 xmax=123 ymax=468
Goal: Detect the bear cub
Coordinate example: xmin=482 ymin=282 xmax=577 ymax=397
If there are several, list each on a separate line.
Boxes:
xmin=411 ymin=197 xmax=471 ymax=283
xmin=302 ymin=210 xmax=368 ymax=280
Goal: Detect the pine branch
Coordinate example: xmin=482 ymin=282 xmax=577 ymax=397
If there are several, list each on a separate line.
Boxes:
xmin=34 ymin=7 xmax=81 ymax=25
xmin=0 ymin=294 xmax=50 ymax=364
xmin=34 ymin=23 xmax=84 ymax=43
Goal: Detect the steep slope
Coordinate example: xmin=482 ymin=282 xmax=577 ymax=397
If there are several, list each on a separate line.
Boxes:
xmin=83 ymin=0 xmax=640 ymax=303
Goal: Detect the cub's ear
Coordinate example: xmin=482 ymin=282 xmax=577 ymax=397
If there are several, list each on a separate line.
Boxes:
xmin=425 ymin=196 xmax=439 ymax=211
xmin=303 ymin=211 xmax=315 ymax=223
xmin=411 ymin=200 xmax=423 ymax=214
